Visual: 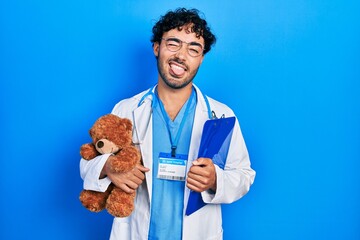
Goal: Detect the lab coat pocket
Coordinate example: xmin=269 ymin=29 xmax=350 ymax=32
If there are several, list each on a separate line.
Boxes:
xmin=110 ymin=217 xmax=130 ymax=240
xmin=183 ymin=204 xmax=223 ymax=240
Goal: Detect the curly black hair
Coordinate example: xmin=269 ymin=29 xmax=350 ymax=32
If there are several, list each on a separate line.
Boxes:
xmin=151 ymin=8 xmax=216 ymax=55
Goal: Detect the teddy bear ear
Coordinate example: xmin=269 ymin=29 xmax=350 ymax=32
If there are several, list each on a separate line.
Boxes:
xmin=89 ymin=127 xmax=95 ymax=138
xmin=89 ymin=128 xmax=93 ymax=137
xmin=121 ymin=118 xmax=133 ymax=131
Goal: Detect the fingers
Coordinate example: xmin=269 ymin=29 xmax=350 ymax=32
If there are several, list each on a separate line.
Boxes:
xmin=186 ymin=174 xmax=208 ymax=192
xmin=187 ymin=171 xmax=213 ymax=192
xmin=118 ymin=183 xmax=135 ymax=194
xmin=136 ymin=164 xmax=150 ymax=173
xmin=107 ymin=165 xmax=149 ymax=194
xmin=121 ymin=173 xmax=142 ymax=192
xmin=186 ymin=158 xmax=216 ymax=192
xmin=127 ymin=170 xmax=143 ymax=186
xmin=111 ymin=174 xmax=139 ymax=194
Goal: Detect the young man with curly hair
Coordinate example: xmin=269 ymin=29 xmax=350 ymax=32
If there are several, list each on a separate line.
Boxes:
xmin=80 ymin=8 xmax=255 ymax=240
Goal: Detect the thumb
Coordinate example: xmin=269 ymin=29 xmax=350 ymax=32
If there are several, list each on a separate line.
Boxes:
xmin=192 ymin=158 xmax=207 ymax=166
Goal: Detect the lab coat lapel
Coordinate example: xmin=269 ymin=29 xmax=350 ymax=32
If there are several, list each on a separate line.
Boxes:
xmin=133 ymin=101 xmax=154 ymax=203
xmin=184 ymin=86 xmax=210 ymax=208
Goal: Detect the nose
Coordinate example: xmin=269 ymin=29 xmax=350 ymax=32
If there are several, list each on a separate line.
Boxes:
xmin=175 ymin=44 xmax=187 ymax=59
xmin=97 ymin=141 xmax=104 ymax=148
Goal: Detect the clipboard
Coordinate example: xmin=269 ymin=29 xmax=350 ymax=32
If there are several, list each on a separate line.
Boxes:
xmin=185 ymin=116 xmax=236 ymax=216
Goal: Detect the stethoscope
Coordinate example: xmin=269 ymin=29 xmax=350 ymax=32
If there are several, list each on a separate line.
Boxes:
xmin=137 ymin=85 xmax=217 ymax=120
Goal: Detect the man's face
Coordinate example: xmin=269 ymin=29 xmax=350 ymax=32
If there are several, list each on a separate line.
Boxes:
xmin=153 ymin=25 xmax=205 ymax=89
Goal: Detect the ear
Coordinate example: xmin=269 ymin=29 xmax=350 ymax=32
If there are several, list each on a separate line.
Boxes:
xmin=153 ymin=42 xmax=160 ymax=57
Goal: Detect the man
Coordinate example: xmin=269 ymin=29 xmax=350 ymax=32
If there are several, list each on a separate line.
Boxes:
xmin=80 ymin=8 xmax=255 ymax=240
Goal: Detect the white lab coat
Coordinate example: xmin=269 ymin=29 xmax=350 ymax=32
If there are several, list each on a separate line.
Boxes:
xmin=80 ymin=85 xmax=255 ymax=240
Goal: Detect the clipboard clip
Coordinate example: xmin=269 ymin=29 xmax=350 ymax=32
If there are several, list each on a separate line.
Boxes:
xmin=211 ymin=111 xmax=225 ymax=119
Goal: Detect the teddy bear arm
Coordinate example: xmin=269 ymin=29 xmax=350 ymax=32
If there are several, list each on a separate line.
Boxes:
xmin=80 ymin=143 xmax=99 ymax=160
xmin=108 ymin=146 xmax=141 ymax=173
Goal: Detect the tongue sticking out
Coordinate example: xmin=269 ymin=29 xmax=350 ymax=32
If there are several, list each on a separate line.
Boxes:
xmin=170 ymin=64 xmax=185 ymax=76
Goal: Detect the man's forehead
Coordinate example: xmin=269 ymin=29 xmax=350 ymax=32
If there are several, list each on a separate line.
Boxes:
xmin=164 ymin=24 xmax=204 ymax=42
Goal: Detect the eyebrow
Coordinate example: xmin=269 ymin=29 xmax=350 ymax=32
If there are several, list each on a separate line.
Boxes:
xmin=189 ymin=42 xmax=203 ymax=47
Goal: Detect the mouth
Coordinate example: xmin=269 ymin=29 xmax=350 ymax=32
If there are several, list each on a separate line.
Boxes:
xmin=169 ymin=60 xmax=187 ymax=77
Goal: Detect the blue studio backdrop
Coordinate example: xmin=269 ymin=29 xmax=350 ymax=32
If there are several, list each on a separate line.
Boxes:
xmin=1 ymin=1 xmax=359 ymax=239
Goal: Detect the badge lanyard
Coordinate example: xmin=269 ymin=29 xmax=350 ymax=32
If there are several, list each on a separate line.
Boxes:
xmin=156 ymin=88 xmax=195 ymax=157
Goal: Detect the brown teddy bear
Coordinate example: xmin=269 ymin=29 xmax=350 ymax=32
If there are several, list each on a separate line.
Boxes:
xmin=79 ymin=114 xmax=141 ymax=217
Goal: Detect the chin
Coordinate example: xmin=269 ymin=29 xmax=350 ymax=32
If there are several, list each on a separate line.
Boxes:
xmin=165 ymin=79 xmax=192 ymax=89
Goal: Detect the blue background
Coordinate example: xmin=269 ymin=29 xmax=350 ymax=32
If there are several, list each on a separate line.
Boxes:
xmin=1 ymin=0 xmax=359 ymax=239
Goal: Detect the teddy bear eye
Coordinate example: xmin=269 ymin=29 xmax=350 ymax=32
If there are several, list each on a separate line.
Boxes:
xmin=97 ymin=141 xmax=104 ymax=148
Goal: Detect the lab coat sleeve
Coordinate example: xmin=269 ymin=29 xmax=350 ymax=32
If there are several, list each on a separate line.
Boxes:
xmin=201 ymin=118 xmax=255 ymax=204
xmin=79 ymin=153 xmax=112 ymax=192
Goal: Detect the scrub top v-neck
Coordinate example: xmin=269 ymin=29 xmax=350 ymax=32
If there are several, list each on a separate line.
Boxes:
xmin=148 ymin=87 xmax=197 ymax=240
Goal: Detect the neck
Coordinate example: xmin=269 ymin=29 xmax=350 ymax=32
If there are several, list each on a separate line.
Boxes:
xmin=157 ymin=81 xmax=193 ymax=120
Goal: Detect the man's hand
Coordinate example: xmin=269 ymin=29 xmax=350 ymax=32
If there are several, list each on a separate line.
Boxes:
xmin=101 ymin=163 xmax=149 ymax=193
xmin=186 ymin=158 xmax=217 ymax=192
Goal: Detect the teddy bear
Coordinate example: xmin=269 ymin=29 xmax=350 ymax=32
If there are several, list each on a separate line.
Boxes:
xmin=79 ymin=114 xmax=141 ymax=218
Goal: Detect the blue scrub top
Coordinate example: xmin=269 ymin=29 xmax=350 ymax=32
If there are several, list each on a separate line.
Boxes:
xmin=148 ymin=88 xmax=197 ymax=240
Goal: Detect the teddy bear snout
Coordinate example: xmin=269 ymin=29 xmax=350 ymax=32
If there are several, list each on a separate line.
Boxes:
xmin=95 ymin=138 xmax=120 ymax=154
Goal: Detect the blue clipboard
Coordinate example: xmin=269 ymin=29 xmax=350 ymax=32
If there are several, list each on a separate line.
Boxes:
xmin=185 ymin=116 xmax=236 ymax=216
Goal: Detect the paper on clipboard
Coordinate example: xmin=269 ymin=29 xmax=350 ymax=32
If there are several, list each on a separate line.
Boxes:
xmin=185 ymin=116 xmax=236 ymax=216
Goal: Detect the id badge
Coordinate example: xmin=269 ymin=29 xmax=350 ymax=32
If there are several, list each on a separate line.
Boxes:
xmin=157 ymin=152 xmax=188 ymax=181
